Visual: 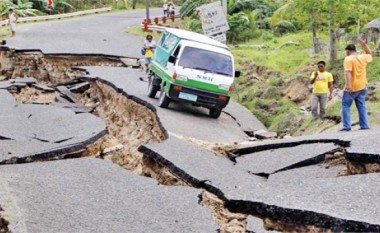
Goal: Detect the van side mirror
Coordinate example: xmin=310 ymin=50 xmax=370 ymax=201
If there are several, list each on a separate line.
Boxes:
xmin=168 ymin=55 xmax=176 ymax=63
xmin=234 ymin=70 xmax=241 ymax=78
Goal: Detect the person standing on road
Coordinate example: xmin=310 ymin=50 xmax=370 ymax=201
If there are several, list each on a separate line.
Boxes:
xmin=163 ymin=1 xmax=169 ymax=17
xmin=8 ymin=9 xmax=18 ymax=37
xmin=143 ymin=35 xmax=156 ymax=74
xmin=310 ymin=61 xmax=333 ymax=120
xmin=340 ymin=38 xmax=373 ymax=131
xmin=168 ymin=3 xmax=175 ymax=17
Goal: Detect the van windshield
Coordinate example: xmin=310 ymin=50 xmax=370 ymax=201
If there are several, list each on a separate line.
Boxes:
xmin=178 ymin=46 xmax=233 ymax=76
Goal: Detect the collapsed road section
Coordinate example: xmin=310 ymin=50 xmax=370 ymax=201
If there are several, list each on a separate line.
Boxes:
xmin=139 ymin=134 xmax=380 ymax=232
xmin=0 ymin=50 xmax=237 ymax=232
xmin=0 ymin=49 xmax=166 ymax=172
xmin=1 ymin=49 xmax=380 ymax=232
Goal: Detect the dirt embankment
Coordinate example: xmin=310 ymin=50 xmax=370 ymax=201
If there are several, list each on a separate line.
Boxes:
xmin=237 ymin=60 xmax=380 ymax=136
xmin=77 ymin=80 xmax=167 ymax=174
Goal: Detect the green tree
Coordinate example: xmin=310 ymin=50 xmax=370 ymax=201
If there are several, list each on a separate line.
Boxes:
xmin=272 ymin=0 xmax=380 ymax=62
xmin=227 ymin=11 xmax=256 ymax=43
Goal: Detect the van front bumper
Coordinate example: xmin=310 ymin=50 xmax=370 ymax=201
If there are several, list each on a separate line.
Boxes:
xmin=168 ymin=84 xmax=230 ymax=109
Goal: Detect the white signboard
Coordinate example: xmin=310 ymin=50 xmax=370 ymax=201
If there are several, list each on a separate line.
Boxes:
xmin=196 ymin=1 xmax=229 ymax=37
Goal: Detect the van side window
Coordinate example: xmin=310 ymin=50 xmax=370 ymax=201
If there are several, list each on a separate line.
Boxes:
xmin=159 ymin=33 xmax=167 ymax=46
xmin=162 ymin=34 xmax=180 ymax=52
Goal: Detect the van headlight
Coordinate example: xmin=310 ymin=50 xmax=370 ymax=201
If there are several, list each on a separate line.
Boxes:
xmin=176 ymin=75 xmax=188 ymax=81
xmin=218 ymin=84 xmax=230 ymax=91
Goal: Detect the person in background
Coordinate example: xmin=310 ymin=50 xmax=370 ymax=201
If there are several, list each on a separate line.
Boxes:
xmin=142 ymin=35 xmax=156 ymax=74
xmin=340 ymin=38 xmax=373 ymax=131
xmin=168 ymin=3 xmax=175 ymax=17
xmin=309 ymin=61 xmax=333 ymax=121
xmin=163 ymin=1 xmax=169 ymax=17
xmin=8 ymin=9 xmax=18 ymax=37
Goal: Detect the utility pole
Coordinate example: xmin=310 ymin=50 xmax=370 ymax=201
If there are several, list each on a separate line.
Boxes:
xmin=145 ymin=0 xmax=150 ymax=22
xmin=222 ymin=0 xmax=227 ymax=15
xmin=328 ymin=0 xmax=337 ymax=63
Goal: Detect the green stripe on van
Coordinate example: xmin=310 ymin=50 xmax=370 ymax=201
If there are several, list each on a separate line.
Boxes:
xmin=150 ymin=63 xmax=229 ymax=95
xmin=150 ymin=63 xmax=172 ymax=82
xmin=175 ymin=79 xmax=229 ymax=95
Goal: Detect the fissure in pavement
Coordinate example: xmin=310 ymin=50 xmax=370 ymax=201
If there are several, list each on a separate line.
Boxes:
xmin=0 ymin=51 xmax=246 ymax=232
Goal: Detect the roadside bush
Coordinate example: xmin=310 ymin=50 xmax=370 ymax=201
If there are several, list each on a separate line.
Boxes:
xmin=187 ymin=18 xmax=202 ymax=34
xmin=273 ymin=20 xmax=296 ymax=35
xmin=261 ymin=30 xmax=273 ymax=40
xmin=227 ymin=12 xmax=256 ymax=43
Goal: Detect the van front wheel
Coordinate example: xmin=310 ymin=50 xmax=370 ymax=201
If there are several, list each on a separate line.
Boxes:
xmin=209 ymin=108 xmax=222 ymax=119
xmin=158 ymin=89 xmax=170 ymax=108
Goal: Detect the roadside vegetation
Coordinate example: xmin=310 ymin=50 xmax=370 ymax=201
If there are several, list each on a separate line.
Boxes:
xmin=127 ymin=0 xmax=380 ymax=136
xmin=178 ymin=0 xmax=380 ymax=136
xmin=2 ymin=0 xmax=380 ymax=136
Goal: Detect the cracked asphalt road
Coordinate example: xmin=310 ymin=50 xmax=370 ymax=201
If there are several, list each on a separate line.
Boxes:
xmin=1 ymin=9 xmax=380 ymax=233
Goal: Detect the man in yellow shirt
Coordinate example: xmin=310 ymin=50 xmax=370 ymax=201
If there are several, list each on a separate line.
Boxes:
xmin=310 ymin=61 xmax=333 ymax=120
xmin=340 ymin=38 xmax=372 ymax=131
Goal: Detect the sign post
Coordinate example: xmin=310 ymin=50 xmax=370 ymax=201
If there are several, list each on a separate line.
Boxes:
xmin=196 ymin=1 xmax=229 ymax=43
xmin=145 ymin=0 xmax=150 ymax=22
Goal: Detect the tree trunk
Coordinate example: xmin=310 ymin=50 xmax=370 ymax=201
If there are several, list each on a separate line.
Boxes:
xmin=328 ymin=0 xmax=337 ymax=63
xmin=132 ymin=0 xmax=137 ymax=9
xmin=312 ymin=23 xmax=319 ymax=54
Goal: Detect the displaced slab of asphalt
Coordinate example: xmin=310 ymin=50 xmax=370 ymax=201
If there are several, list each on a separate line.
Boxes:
xmin=267 ymin=164 xmax=345 ymax=183
xmin=0 ymin=157 xmax=218 ymax=233
xmin=139 ymin=131 xmax=380 ymax=231
xmin=234 ymin=143 xmax=338 ymax=175
xmin=228 ymin=172 xmax=380 ymax=231
xmin=0 ymin=89 xmax=106 ymax=164
xmin=139 ymin=136 xmax=267 ymax=200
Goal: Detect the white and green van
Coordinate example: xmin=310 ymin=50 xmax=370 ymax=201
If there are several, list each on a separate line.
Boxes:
xmin=147 ymin=28 xmax=240 ymax=118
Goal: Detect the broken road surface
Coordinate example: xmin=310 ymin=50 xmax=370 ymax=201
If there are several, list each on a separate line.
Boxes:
xmin=1 ymin=9 xmax=380 ymax=233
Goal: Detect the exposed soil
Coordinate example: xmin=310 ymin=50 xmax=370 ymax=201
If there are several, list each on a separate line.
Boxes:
xmin=142 ymin=156 xmax=187 ymax=186
xmin=322 ymin=151 xmax=346 ymax=168
xmin=322 ymin=150 xmax=352 ymax=177
xmin=346 ymin=161 xmax=380 ymax=175
xmin=263 ymin=218 xmax=332 ymax=233
xmin=200 ymin=191 xmax=247 ymax=233
xmin=1 ymin=50 xmax=123 ymax=84
xmin=77 ymin=80 xmax=166 ymax=174
xmin=0 ymin=207 xmax=10 ymax=233
xmin=10 ymin=87 xmax=58 ymax=104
